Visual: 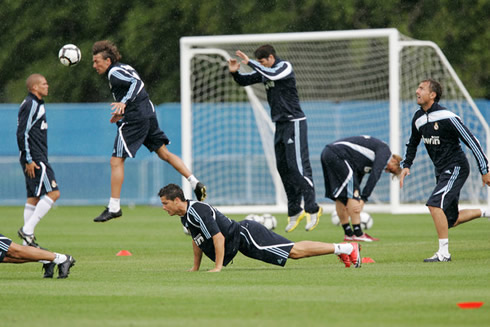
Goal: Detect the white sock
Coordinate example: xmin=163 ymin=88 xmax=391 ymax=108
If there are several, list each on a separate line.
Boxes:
xmin=23 ymin=196 xmax=54 ymax=235
xmin=52 ymin=253 xmax=67 ymax=265
xmin=108 ymin=197 xmax=120 ymax=213
xmin=23 ymin=203 xmax=35 ymax=225
xmin=438 ymin=238 xmax=449 ymax=257
xmin=334 ymin=243 xmax=354 ymax=255
xmin=480 ymin=208 xmax=490 ymax=217
xmin=187 ymin=175 xmax=199 ymax=189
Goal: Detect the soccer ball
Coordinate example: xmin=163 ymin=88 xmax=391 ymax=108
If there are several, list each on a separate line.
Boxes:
xmin=58 ymin=44 xmax=81 ymax=66
xmin=262 ymin=214 xmax=277 ymax=231
xmin=331 ymin=210 xmax=374 ymax=230
xmin=245 ymin=214 xmax=264 ymax=225
xmin=360 ymin=212 xmax=374 ymax=230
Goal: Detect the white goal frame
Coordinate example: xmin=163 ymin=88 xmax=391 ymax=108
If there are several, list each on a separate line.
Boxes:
xmin=180 ymin=28 xmax=489 ymax=214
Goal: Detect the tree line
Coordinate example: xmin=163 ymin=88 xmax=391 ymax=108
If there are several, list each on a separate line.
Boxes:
xmin=0 ymin=0 xmax=488 ymax=104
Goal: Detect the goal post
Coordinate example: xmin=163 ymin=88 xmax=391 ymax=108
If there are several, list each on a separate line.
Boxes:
xmin=180 ymin=28 xmax=489 ymax=214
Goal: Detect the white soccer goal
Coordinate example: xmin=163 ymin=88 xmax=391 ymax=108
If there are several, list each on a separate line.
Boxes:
xmin=180 ymin=28 xmax=489 ymax=214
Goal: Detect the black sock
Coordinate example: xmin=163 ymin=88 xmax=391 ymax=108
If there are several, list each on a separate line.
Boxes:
xmin=353 ymin=224 xmax=363 ymax=237
xmin=342 ymin=223 xmax=354 ymax=236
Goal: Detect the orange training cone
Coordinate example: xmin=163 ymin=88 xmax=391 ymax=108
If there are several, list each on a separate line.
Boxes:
xmin=116 ymin=250 xmax=132 ymax=256
xmin=362 ymin=257 xmax=375 ymax=263
xmin=457 ymin=302 xmax=484 ymax=309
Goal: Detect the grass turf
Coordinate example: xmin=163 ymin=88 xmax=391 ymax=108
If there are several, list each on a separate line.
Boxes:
xmin=0 ymin=205 xmax=488 ymax=327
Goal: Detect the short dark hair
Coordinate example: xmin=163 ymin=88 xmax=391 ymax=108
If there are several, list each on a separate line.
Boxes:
xmin=422 ymin=79 xmax=443 ymax=103
xmin=254 ymin=44 xmax=276 ymax=60
xmin=92 ymin=40 xmax=122 ymax=64
xmin=158 ymin=183 xmax=185 ymax=201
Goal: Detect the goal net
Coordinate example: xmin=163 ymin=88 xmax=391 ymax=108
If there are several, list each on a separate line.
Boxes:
xmin=180 ymin=28 xmax=489 ymax=213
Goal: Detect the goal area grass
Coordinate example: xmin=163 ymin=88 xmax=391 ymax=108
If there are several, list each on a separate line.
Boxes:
xmin=0 ymin=205 xmax=488 ymax=327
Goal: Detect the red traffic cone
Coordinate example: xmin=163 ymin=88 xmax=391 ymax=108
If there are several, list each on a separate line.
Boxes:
xmin=116 ymin=250 xmax=132 ymax=256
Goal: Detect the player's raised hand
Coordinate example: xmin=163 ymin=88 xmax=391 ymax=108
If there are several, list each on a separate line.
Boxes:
xmin=235 ymin=50 xmax=249 ymax=64
xmin=228 ymin=58 xmax=240 ymax=72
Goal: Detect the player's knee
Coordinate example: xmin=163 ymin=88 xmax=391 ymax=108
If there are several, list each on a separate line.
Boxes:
xmin=110 ymin=157 xmax=125 ymax=168
xmin=48 ymin=190 xmax=60 ymax=202
xmin=7 ymin=243 xmax=23 ymax=259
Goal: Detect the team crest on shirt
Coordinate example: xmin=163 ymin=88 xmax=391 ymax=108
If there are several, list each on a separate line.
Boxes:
xmin=265 ymin=80 xmax=275 ymax=90
xmin=354 ymin=190 xmax=359 ymax=198
xmin=434 ymin=122 xmax=439 ymax=130
xmin=51 ymin=180 xmax=57 ymax=188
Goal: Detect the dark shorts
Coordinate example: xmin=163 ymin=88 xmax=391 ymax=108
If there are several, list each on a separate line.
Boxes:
xmin=238 ymin=220 xmax=294 ymax=267
xmin=22 ymin=161 xmax=59 ymax=198
xmin=113 ymin=115 xmax=169 ymax=158
xmin=0 ymin=234 xmax=12 ymax=262
xmin=426 ymin=164 xmax=469 ymax=228
xmin=321 ymin=146 xmax=361 ymax=205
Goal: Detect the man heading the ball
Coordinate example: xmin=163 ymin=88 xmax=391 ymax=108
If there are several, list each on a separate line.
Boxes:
xmin=321 ymin=136 xmax=402 ymax=242
xmin=16 ymin=74 xmax=60 ymax=249
xmin=159 ymin=183 xmax=361 ymax=271
xmin=91 ymin=40 xmax=206 ymax=222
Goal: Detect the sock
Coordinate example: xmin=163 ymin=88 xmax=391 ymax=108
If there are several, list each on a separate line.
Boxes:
xmin=342 ymin=223 xmax=354 ymax=236
xmin=108 ymin=197 xmax=120 ymax=213
xmin=480 ymin=208 xmax=490 ymax=217
xmin=334 ymin=243 xmax=354 ymax=255
xmin=52 ymin=253 xmax=67 ymax=265
xmin=24 ymin=203 xmax=36 ymax=225
xmin=438 ymin=238 xmax=449 ymax=257
xmin=187 ymin=175 xmax=199 ymax=189
xmin=353 ymin=224 xmax=363 ymax=237
xmin=23 ymin=196 xmax=54 ymax=235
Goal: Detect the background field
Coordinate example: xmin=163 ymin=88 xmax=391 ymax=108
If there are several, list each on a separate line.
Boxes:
xmin=1 ymin=205 xmax=488 ymax=327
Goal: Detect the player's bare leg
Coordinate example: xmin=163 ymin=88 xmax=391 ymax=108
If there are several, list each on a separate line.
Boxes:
xmin=4 ymin=242 xmax=55 ymax=263
xmin=110 ymin=157 xmax=125 ymax=198
xmin=156 ymin=145 xmax=207 ymax=201
xmin=93 ymin=157 xmax=124 ymax=222
xmin=452 ymin=209 xmax=484 ymax=227
xmin=424 ymin=206 xmax=451 ymax=262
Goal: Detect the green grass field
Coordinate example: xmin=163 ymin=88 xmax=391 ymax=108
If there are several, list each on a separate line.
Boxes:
xmin=1 ymin=205 xmax=488 ymax=327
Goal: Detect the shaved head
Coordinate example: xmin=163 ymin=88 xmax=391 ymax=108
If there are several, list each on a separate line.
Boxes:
xmin=26 ymin=74 xmax=48 ymax=98
xmin=26 ymin=74 xmax=45 ymax=91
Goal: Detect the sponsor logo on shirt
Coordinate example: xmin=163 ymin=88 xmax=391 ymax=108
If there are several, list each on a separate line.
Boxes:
xmin=422 ymin=136 xmax=440 ymax=145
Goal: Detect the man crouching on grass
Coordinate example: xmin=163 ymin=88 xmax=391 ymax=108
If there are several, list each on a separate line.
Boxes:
xmin=159 ymin=183 xmax=361 ymax=271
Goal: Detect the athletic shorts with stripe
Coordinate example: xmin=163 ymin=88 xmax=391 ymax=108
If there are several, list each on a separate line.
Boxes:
xmin=0 ymin=234 xmax=12 ymax=262
xmin=21 ymin=160 xmax=59 ymax=198
xmin=321 ymin=146 xmax=362 ymax=205
xmin=426 ymin=163 xmax=469 ymax=228
xmin=238 ymin=220 xmax=294 ymax=267
xmin=113 ymin=116 xmax=169 ymax=158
